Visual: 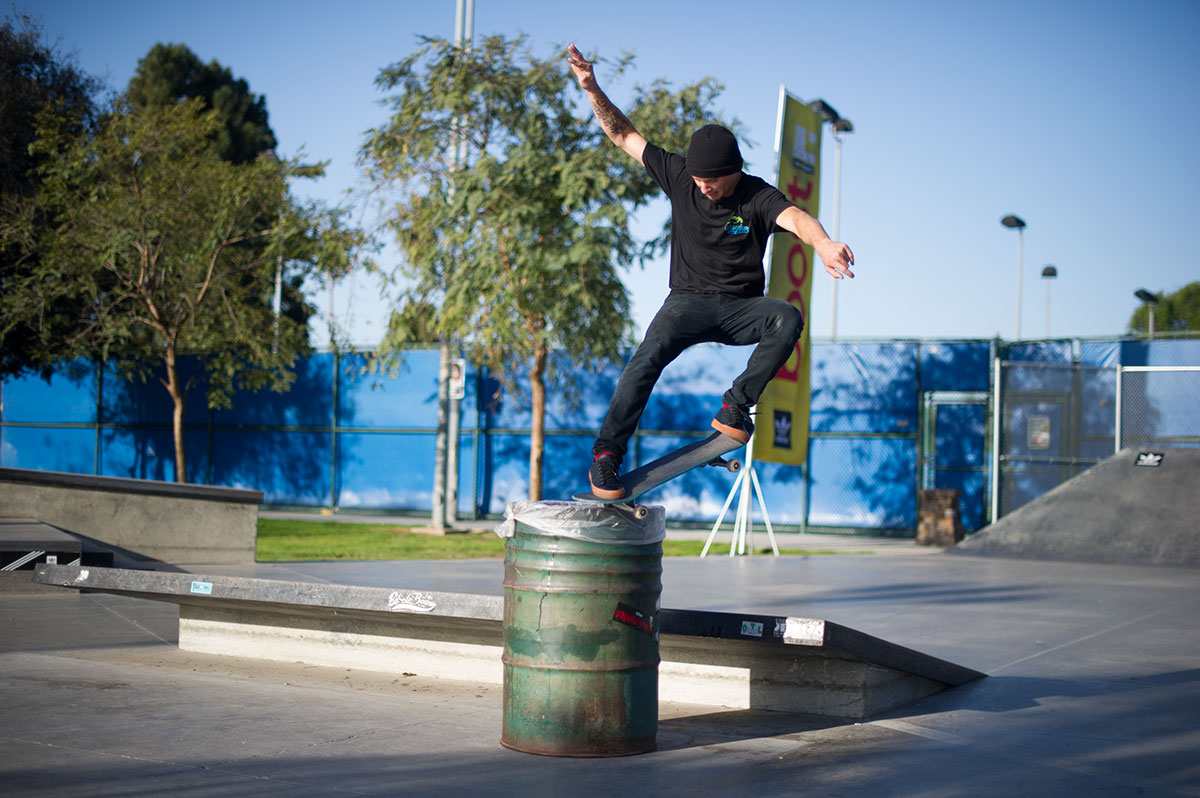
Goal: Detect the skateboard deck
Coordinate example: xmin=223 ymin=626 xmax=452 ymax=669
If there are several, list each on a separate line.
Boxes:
xmin=573 ymin=432 xmax=743 ymax=517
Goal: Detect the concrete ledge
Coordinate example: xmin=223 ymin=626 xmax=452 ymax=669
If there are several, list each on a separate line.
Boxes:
xmin=656 ymin=608 xmax=980 ymax=717
xmin=0 ymin=468 xmax=261 ymax=503
xmin=0 ymin=468 xmax=261 ymax=563
xmin=34 ymin=564 xmax=984 ymax=718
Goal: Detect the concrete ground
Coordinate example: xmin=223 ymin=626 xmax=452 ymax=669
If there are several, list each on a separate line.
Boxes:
xmin=3 ymin=526 xmax=1199 ymax=798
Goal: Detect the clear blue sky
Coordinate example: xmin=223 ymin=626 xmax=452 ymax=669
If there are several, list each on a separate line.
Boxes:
xmin=31 ymin=0 xmax=1200 ymax=345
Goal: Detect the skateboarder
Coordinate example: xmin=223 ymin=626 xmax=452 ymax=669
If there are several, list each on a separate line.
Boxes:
xmin=568 ymin=44 xmax=856 ymax=500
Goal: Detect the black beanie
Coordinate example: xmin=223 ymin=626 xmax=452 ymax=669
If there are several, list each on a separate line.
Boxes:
xmin=686 ymin=125 xmax=743 ymax=178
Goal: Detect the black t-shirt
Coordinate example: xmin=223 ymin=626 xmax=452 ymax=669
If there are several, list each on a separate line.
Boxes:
xmin=643 ymin=143 xmax=793 ymax=297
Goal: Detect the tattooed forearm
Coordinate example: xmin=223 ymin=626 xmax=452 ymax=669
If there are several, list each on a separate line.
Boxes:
xmin=589 ymin=90 xmax=635 ymax=140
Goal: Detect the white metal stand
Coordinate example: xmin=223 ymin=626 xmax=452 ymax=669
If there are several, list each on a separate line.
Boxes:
xmin=701 ymin=435 xmax=779 ymax=557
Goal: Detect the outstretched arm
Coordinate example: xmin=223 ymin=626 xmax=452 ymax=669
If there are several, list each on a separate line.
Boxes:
xmin=567 ymin=43 xmax=647 ymax=165
xmin=776 ymin=205 xmax=856 ymax=279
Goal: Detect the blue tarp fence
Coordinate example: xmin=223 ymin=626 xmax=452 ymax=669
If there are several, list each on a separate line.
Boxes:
xmin=3 ymin=337 xmax=1197 ymax=533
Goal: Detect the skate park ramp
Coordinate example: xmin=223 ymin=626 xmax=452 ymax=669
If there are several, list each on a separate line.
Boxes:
xmin=953 ymin=447 xmax=1200 ymax=567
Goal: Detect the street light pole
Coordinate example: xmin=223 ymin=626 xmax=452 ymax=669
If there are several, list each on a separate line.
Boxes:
xmin=809 ymin=100 xmax=852 ymax=340
xmin=1135 ymin=288 xmax=1160 ymax=339
xmin=430 ymin=0 xmax=476 ymax=532
xmin=1041 ymin=264 xmax=1057 ymax=338
xmin=829 ymin=118 xmax=852 ymax=341
xmin=1001 ymin=215 xmax=1027 ymax=340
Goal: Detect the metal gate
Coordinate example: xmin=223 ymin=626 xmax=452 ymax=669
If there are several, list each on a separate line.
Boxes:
xmin=991 ymin=360 xmax=1117 ymax=519
xmin=921 ymin=391 xmax=989 ymax=531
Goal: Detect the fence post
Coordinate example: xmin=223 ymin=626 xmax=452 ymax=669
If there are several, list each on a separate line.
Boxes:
xmin=94 ymin=360 xmax=103 ymax=476
xmin=447 ymin=353 xmax=462 ymax=526
xmin=330 ymin=351 xmax=340 ymax=509
xmin=1114 ymin=365 xmax=1123 ymax=454
xmin=990 ymin=346 xmax=1003 ymax=524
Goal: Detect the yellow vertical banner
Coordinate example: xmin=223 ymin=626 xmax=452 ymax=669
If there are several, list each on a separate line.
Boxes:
xmin=754 ymin=89 xmax=821 ymax=465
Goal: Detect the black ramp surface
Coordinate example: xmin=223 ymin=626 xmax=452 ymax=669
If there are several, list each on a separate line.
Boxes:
xmin=953 ymin=446 xmax=1200 ymax=566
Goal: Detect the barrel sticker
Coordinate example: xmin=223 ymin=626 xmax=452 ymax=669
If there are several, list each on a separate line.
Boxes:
xmin=740 ymin=620 xmax=764 ymax=638
xmin=613 ymin=602 xmax=654 ymax=635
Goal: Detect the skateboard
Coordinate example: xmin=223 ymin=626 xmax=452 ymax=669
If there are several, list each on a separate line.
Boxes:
xmin=573 ymin=432 xmax=744 ymax=518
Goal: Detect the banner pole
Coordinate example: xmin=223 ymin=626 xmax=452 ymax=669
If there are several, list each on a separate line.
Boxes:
xmin=725 ymin=86 xmax=787 ymax=556
xmin=701 ymin=467 xmax=745 ymax=557
xmin=749 ymin=464 xmax=779 ymax=555
xmin=705 ymin=84 xmax=809 ymax=558
xmin=733 ymin=435 xmax=756 ymax=555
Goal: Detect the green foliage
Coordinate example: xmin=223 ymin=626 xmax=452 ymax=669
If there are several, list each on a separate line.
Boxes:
xmin=127 ymin=42 xmax=277 ymax=164
xmin=0 ymin=13 xmax=102 ymax=193
xmin=1129 ymin=283 xmax=1200 ymax=334
xmin=360 ymin=34 xmax=732 ymax=392
xmin=359 ymin=35 xmax=734 ymax=495
xmin=26 ymin=99 xmax=300 ymax=391
xmin=1128 ymin=282 xmax=1200 ymax=335
xmin=0 ymin=12 xmax=103 ymax=379
xmin=384 ymin=299 xmax=441 ymax=347
xmin=3 ymin=97 xmax=361 ymax=479
xmin=124 ymin=43 xmax=323 ymax=334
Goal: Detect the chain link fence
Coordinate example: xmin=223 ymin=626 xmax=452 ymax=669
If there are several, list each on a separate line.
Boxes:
xmin=4 ymin=338 xmax=1196 ymax=532
xmin=1117 ymin=367 xmax=1200 ymax=449
xmin=994 ymin=355 xmax=1200 ymax=518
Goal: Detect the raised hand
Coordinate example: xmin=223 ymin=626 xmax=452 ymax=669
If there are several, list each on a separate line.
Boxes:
xmin=816 ymin=240 xmax=856 ymax=280
xmin=567 ymin=43 xmax=597 ymax=90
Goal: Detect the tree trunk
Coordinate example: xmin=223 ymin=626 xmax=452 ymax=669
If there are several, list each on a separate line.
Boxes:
xmin=430 ymin=340 xmax=451 ymax=531
xmin=528 ymin=339 xmax=547 ymax=500
xmin=164 ymin=343 xmax=187 ymax=483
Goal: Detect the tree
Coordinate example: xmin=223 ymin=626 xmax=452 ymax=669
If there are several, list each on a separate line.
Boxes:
xmin=0 ymin=12 xmax=103 ymax=379
xmin=361 ymin=36 xmax=733 ymax=499
xmin=385 ymin=299 xmax=441 ymax=346
xmin=127 ymin=42 xmax=276 ymax=165
xmin=1128 ymin=282 xmax=1200 ymax=336
xmin=4 ymin=98 xmax=358 ymax=482
xmin=124 ymin=43 xmax=318 ymax=332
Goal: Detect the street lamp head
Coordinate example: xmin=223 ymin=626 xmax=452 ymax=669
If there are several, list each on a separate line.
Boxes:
xmin=1134 ymin=288 xmax=1160 ymax=304
xmin=808 ymin=98 xmax=841 ymax=123
xmin=832 ymin=118 xmax=854 ymax=134
xmin=1001 ymin=214 xmax=1027 ymax=230
xmin=1041 ymin=265 xmax=1057 ymax=278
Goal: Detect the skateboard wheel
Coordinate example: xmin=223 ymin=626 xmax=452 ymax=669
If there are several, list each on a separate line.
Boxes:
xmin=634 ymin=505 xmax=650 ymax=520
xmin=727 ymin=459 xmax=742 ymax=472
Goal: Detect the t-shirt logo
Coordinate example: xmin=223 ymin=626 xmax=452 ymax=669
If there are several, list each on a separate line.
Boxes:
xmin=724 ymin=215 xmax=750 ymax=235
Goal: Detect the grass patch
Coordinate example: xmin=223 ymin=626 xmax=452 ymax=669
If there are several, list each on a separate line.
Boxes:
xmin=256 ymin=519 xmax=506 ymax=562
xmin=256 ymin=518 xmax=870 ymax=562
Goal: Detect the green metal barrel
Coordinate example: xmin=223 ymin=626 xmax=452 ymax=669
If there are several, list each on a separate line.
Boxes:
xmin=500 ymin=501 xmax=664 ymax=757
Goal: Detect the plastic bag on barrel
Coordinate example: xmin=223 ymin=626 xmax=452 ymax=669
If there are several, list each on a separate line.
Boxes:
xmin=494 ymin=500 xmax=665 ymax=545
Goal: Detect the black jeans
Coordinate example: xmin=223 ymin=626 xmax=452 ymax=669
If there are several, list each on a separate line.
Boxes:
xmin=593 ymin=292 xmax=804 ymax=459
